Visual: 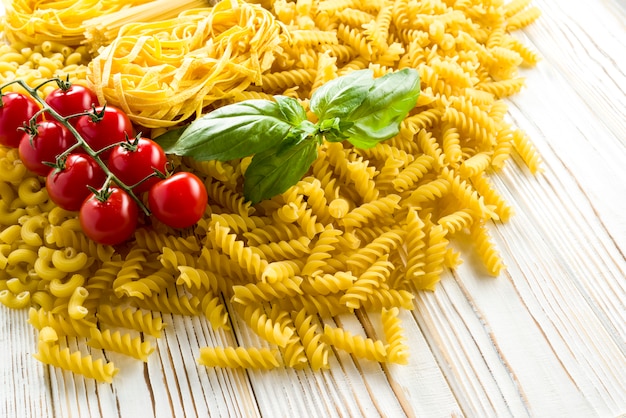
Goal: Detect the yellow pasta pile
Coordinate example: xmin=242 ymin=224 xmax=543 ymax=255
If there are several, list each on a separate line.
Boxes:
xmin=0 ymin=0 xmax=543 ymax=379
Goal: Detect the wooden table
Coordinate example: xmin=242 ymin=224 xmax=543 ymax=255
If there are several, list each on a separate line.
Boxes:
xmin=1 ymin=1 xmax=625 ymax=417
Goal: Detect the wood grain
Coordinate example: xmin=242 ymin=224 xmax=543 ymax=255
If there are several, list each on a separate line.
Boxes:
xmin=1 ymin=0 xmax=625 ymax=417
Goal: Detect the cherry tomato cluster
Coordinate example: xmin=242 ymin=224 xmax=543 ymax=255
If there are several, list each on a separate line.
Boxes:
xmin=0 ymin=80 xmax=208 ymax=245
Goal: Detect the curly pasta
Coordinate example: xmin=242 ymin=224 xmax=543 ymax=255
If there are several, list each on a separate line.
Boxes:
xmin=392 ymin=154 xmax=435 ymax=192
xmin=470 ymin=220 xmax=505 ymax=276
xmin=381 ymin=307 xmax=408 ymax=364
xmin=300 ymin=271 xmax=352 ymax=295
xmin=419 ymin=224 xmax=449 ymax=290
xmin=512 ymin=128 xmax=542 ymax=174
xmin=134 ymin=286 xmax=201 ymax=316
xmin=301 ymin=226 xmax=342 ymax=276
xmin=208 ymin=222 xmax=268 ymax=280
xmin=200 ymin=294 xmax=230 ymax=330
xmin=88 ymin=329 xmax=155 ymax=362
xmin=97 ymin=305 xmax=165 ymax=338
xmin=253 ymin=236 xmax=311 ymax=262
xmin=362 ymin=288 xmax=415 ymax=311
xmin=340 ymin=257 xmax=394 ymax=310
xmin=33 ymin=339 xmax=119 ymax=383
xmin=28 ymin=307 xmax=95 ymax=338
xmin=237 ymin=304 xmax=295 ymax=347
xmin=197 ymin=346 xmax=281 ymax=369
xmin=261 ymin=259 xmax=304 ymax=283
xmin=291 ymin=309 xmax=329 ymax=370
xmin=339 ymin=195 xmax=401 ymax=229
xmin=323 ymin=324 xmax=387 ymax=362
xmin=345 ymin=228 xmax=406 ymax=275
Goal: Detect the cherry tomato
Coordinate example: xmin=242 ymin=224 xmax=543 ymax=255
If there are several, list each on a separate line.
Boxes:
xmin=46 ymin=153 xmax=107 ymax=211
xmin=0 ymin=92 xmax=40 ymax=148
xmin=107 ymin=137 xmax=168 ymax=194
xmin=75 ymin=105 xmax=133 ymax=159
xmin=79 ymin=187 xmax=138 ymax=245
xmin=18 ymin=120 xmax=76 ymax=176
xmin=45 ymin=84 xmax=98 ymax=124
xmin=148 ymin=172 xmax=208 ymax=229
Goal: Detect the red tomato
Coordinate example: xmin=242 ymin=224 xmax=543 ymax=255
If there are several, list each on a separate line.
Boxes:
xmin=148 ymin=172 xmax=208 ymax=229
xmin=79 ymin=187 xmax=138 ymax=245
xmin=0 ymin=92 xmax=40 ymax=148
xmin=45 ymin=84 xmax=98 ymax=124
xmin=107 ymin=137 xmax=168 ymax=194
xmin=18 ymin=120 xmax=77 ymax=176
xmin=75 ymin=105 xmax=133 ymax=159
xmin=46 ymin=153 xmax=107 ymax=211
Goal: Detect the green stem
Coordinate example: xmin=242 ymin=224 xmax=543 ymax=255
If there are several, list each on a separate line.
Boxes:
xmin=1 ymin=78 xmax=151 ymax=216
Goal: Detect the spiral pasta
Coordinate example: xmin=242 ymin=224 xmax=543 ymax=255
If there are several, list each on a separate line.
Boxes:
xmin=381 ymin=307 xmax=408 ymax=364
xmin=291 ymin=309 xmax=329 ymax=370
xmin=97 ymin=305 xmax=165 ymax=338
xmin=236 ymin=304 xmax=295 ymax=347
xmin=33 ymin=339 xmax=119 ymax=383
xmin=197 ymin=346 xmax=281 ymax=369
xmin=88 ymin=329 xmax=155 ymax=362
xmin=322 ymin=324 xmax=387 ymax=363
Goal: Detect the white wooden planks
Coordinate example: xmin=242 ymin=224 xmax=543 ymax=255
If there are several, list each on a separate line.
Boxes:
xmin=1 ymin=0 xmax=625 ymax=417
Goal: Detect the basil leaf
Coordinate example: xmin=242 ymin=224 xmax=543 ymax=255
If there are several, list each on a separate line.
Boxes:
xmin=341 ymin=123 xmax=402 ymax=149
xmin=153 ymin=125 xmax=187 ymax=153
xmin=243 ymin=132 xmax=319 ymax=204
xmin=344 ymin=68 xmax=420 ymax=148
xmin=167 ymin=99 xmax=302 ymax=161
xmin=275 ymin=95 xmax=308 ymax=126
xmin=276 ymin=120 xmax=318 ymax=153
xmin=309 ymin=69 xmax=374 ymax=122
xmin=318 ymin=117 xmax=353 ymax=143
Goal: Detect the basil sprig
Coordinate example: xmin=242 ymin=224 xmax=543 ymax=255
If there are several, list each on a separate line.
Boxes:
xmin=157 ymin=68 xmax=420 ymax=204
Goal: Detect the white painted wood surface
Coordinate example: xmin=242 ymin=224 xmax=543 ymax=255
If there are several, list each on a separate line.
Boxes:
xmin=1 ymin=0 xmax=625 ymax=417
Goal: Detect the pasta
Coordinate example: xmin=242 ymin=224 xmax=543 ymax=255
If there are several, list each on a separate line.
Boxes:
xmin=83 ymin=0 xmax=214 ymax=52
xmin=322 ymin=324 xmax=387 ymax=363
xmin=2 ymin=0 xmax=154 ymax=46
xmin=381 ymin=307 xmax=409 ymax=365
xmin=87 ymin=328 xmax=155 ymax=362
xmin=87 ymin=0 xmax=288 ymax=127
xmin=197 ymin=346 xmax=281 ymax=369
xmin=0 ymin=0 xmax=543 ymax=379
xmin=33 ymin=332 xmax=119 ymax=383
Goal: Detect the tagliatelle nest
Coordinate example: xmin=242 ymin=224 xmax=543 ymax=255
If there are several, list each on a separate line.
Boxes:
xmin=87 ymin=0 xmax=287 ymax=128
xmin=1 ymin=0 xmax=155 ymax=46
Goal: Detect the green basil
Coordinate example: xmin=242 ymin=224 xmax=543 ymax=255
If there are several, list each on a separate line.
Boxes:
xmin=309 ymin=69 xmax=374 ymax=121
xmin=166 ymin=99 xmax=299 ymax=161
xmin=275 ymin=95 xmax=308 ymax=126
xmin=342 ymin=123 xmax=403 ymax=149
xmin=243 ymin=130 xmax=319 ymax=204
xmin=276 ymin=120 xmax=318 ymax=153
xmin=317 ymin=117 xmax=353 ymax=143
xmin=154 ymin=125 xmax=187 ymax=153
xmin=344 ymin=68 xmax=421 ymax=148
